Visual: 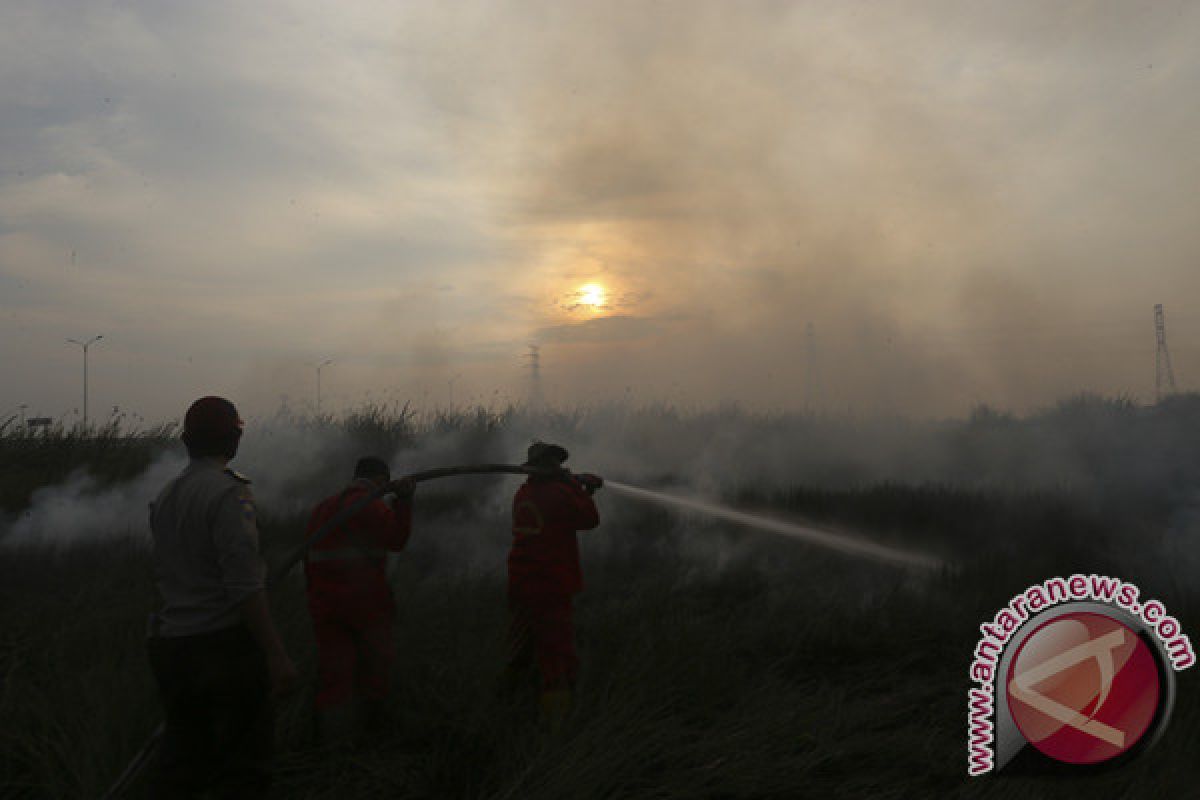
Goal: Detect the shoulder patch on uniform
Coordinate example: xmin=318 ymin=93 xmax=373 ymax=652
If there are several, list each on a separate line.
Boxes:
xmin=239 ymin=496 xmax=256 ymax=522
xmin=224 ymin=468 xmax=252 ymax=484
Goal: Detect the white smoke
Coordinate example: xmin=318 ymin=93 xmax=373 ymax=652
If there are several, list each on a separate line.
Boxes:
xmin=3 ymin=452 xmax=186 ymax=549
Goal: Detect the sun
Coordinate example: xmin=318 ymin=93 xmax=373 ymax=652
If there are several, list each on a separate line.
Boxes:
xmin=578 ymin=283 xmax=606 ymax=309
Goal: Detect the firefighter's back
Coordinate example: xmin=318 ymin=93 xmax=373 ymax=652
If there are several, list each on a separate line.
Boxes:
xmin=508 ymin=477 xmax=597 ymax=597
xmin=302 ymin=460 xmax=414 ymax=742
xmin=304 ymin=480 xmax=411 ymax=606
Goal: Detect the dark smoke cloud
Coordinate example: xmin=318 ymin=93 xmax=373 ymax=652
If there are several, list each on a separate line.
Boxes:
xmin=398 ymin=0 xmax=1200 ymax=414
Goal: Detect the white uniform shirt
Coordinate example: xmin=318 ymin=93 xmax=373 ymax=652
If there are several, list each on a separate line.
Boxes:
xmin=149 ymin=458 xmax=266 ymax=637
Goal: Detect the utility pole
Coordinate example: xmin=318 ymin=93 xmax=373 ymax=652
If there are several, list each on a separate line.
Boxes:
xmin=448 ymin=373 xmax=461 ymax=409
xmin=66 ymin=335 xmax=103 ymax=427
xmin=315 ymin=359 xmax=333 ymax=416
xmin=525 ymin=345 xmax=543 ymax=409
xmin=1154 ymin=304 xmax=1178 ymax=403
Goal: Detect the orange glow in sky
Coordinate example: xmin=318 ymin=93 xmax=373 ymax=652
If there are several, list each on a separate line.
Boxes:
xmin=578 ymin=283 xmax=606 ymax=309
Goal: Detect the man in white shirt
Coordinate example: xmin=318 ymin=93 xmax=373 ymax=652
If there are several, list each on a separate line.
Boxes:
xmin=146 ymin=396 xmax=297 ymax=798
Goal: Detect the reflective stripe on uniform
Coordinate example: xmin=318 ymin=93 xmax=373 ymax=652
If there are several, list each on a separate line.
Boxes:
xmin=514 ymin=500 xmax=545 ymax=537
xmin=306 ymin=547 xmax=388 ymax=563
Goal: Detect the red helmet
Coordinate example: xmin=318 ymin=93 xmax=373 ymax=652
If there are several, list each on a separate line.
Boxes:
xmin=183 ymin=396 xmax=244 ymax=442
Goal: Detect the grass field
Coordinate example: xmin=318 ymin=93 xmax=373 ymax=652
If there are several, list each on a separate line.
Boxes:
xmin=2 ymin=400 xmax=1199 ymax=798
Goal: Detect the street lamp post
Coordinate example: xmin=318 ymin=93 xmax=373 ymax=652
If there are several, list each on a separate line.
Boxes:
xmin=315 ymin=359 xmax=333 ymax=416
xmin=66 ymin=335 xmax=103 ymax=427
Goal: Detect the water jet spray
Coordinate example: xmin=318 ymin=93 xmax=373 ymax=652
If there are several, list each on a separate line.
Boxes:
xmin=605 ymin=481 xmax=945 ymax=572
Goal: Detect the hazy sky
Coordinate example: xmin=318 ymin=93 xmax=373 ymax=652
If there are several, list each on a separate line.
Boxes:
xmin=2 ymin=0 xmax=1198 ymax=422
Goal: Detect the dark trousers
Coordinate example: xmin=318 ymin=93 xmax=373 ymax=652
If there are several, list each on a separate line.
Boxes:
xmin=146 ymin=625 xmax=273 ymax=799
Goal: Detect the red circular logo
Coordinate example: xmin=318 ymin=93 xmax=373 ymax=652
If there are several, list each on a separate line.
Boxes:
xmin=1006 ymin=612 xmax=1161 ymax=764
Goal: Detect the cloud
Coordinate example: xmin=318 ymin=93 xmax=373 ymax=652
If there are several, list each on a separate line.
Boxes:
xmin=3 ymin=1 xmax=1200 ymax=418
xmin=534 ymin=315 xmax=663 ymax=345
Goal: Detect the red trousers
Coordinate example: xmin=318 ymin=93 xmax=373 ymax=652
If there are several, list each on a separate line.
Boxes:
xmin=308 ymin=590 xmax=395 ymax=710
xmin=507 ymin=593 xmax=578 ymax=689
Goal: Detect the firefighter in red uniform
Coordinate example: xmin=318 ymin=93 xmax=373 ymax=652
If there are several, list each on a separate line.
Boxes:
xmin=506 ymin=442 xmax=603 ymax=728
xmin=304 ymin=456 xmax=415 ymax=743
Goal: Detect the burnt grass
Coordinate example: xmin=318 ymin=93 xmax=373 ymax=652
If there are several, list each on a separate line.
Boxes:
xmin=3 ymin=400 xmax=1200 ymax=798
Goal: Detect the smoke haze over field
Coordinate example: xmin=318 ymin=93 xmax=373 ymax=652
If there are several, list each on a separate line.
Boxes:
xmin=2 ymin=1 xmax=1199 ymax=421
xmin=6 ymin=397 xmax=1200 ymax=558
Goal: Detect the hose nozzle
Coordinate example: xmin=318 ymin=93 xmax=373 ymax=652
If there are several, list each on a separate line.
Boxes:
xmin=575 ymin=473 xmax=604 ymax=493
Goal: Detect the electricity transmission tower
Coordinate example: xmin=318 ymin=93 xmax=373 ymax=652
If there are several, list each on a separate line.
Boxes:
xmin=1154 ymin=304 xmax=1178 ymax=402
xmin=525 ymin=345 xmax=543 ymax=409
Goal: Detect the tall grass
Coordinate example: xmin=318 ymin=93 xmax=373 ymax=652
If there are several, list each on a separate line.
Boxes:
xmin=0 ymin=418 xmax=175 ymax=513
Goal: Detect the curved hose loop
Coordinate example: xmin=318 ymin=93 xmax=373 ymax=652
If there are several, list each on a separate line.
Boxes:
xmin=100 ymin=463 xmax=565 ymax=800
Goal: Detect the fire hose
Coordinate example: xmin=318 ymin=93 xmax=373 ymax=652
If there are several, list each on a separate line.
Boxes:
xmin=100 ymin=463 xmax=572 ymax=800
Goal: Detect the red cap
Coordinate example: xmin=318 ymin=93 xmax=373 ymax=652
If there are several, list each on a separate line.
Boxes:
xmin=183 ymin=396 xmax=244 ymax=441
